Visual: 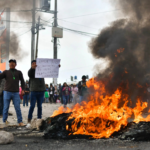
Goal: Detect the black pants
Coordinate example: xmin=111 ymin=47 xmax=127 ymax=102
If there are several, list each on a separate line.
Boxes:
xmin=49 ymin=94 xmax=54 ymax=103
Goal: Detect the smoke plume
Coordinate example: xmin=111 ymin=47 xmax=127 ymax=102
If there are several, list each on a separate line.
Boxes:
xmin=89 ymin=0 xmax=150 ymax=104
xmin=0 ymin=0 xmax=39 ymax=60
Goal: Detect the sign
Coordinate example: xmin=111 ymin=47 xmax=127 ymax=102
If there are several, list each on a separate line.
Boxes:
xmin=35 ymin=58 xmax=60 ymax=78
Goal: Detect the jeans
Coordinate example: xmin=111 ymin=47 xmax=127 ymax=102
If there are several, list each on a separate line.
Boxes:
xmin=23 ymin=94 xmax=29 ymax=106
xmin=28 ymin=91 xmax=44 ymax=120
xmin=0 ymin=95 xmax=3 ymax=115
xmin=63 ymin=95 xmax=69 ymax=105
xmin=3 ymin=91 xmax=23 ymax=123
xmin=45 ymin=98 xmax=49 ymax=103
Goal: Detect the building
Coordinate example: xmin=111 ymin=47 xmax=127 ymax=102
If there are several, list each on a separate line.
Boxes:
xmin=0 ymin=8 xmax=10 ymax=71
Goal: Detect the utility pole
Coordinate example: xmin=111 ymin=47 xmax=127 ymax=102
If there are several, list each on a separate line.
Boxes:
xmin=53 ymin=0 xmax=58 ymax=85
xmin=31 ymin=0 xmax=36 ymax=61
xmin=35 ymin=16 xmax=40 ymax=59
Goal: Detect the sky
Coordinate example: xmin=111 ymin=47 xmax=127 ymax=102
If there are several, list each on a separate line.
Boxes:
xmin=9 ymin=0 xmax=125 ymax=85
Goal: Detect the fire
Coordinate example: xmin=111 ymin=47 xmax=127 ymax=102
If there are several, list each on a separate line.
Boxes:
xmin=51 ymin=78 xmax=150 ymax=139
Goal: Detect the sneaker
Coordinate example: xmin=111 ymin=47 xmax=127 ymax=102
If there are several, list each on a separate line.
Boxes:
xmin=26 ymin=123 xmax=31 ymax=129
xmin=18 ymin=122 xmax=26 ymax=127
xmin=0 ymin=115 xmax=2 ymax=118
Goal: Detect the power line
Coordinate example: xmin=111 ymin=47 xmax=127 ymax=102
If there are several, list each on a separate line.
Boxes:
xmin=57 ymin=19 xmax=99 ymax=30
xmin=17 ymin=29 xmax=31 ymax=37
xmin=41 ymin=18 xmax=99 ymax=30
xmin=41 ymin=18 xmax=53 ymax=23
xmin=59 ymin=25 xmax=97 ymax=37
xmin=59 ymin=9 xmax=121 ymax=20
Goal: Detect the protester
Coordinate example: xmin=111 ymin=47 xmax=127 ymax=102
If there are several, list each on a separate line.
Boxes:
xmin=0 ymin=59 xmax=25 ymax=126
xmin=23 ymin=84 xmax=30 ymax=107
xmin=27 ymin=60 xmax=60 ymax=127
xmin=0 ymin=71 xmax=5 ymax=117
xmin=27 ymin=60 xmax=46 ymax=124
xmin=49 ymin=83 xmax=55 ymax=103
xmin=71 ymin=84 xmax=78 ymax=104
xmin=78 ymin=75 xmax=88 ymax=102
xmin=45 ymin=84 xmax=49 ymax=103
xmin=62 ymin=82 xmax=71 ymax=108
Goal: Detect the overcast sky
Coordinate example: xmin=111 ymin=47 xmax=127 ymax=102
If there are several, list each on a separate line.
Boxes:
xmin=10 ymin=0 xmax=125 ymax=85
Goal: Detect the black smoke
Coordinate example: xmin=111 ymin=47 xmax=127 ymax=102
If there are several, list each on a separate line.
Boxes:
xmin=89 ymin=0 xmax=150 ymax=104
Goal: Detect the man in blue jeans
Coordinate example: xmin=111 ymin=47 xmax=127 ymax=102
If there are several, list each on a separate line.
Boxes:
xmin=27 ymin=60 xmax=45 ymax=124
xmin=0 ymin=59 xmax=25 ymax=126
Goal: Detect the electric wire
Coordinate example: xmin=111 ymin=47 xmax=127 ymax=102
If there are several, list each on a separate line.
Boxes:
xmin=59 ymin=9 xmax=121 ymax=19
xmin=57 ymin=19 xmax=99 ymax=30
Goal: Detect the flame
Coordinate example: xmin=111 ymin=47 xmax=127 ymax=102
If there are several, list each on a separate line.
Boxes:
xmin=51 ymin=78 xmax=150 ymax=139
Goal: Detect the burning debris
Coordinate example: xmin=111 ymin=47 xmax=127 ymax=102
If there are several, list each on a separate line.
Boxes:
xmin=39 ymin=79 xmax=150 ymax=141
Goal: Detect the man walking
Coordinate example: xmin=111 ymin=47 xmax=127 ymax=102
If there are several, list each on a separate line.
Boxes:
xmin=0 ymin=59 xmax=25 ymax=126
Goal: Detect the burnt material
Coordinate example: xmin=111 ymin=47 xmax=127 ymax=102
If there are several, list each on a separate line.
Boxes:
xmin=40 ymin=113 xmax=150 ymax=141
xmin=117 ymin=122 xmax=150 ymax=141
xmin=40 ymin=113 xmax=92 ymax=139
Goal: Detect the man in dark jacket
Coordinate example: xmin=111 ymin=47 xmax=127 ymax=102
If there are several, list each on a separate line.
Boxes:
xmin=78 ymin=75 xmax=88 ymax=102
xmin=27 ymin=60 xmax=46 ymax=123
xmin=0 ymin=59 xmax=25 ymax=126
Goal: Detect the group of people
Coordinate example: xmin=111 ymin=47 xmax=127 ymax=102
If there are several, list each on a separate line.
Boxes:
xmin=0 ymin=59 xmax=88 ymax=126
xmin=44 ymin=83 xmax=77 ymax=104
xmin=44 ymin=75 xmax=88 ymax=108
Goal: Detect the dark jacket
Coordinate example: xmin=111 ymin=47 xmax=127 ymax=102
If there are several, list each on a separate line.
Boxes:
xmin=49 ymin=86 xmax=55 ymax=95
xmin=0 ymin=69 xmax=25 ymax=92
xmin=28 ymin=68 xmax=46 ymax=92
xmin=78 ymin=81 xmax=87 ymax=96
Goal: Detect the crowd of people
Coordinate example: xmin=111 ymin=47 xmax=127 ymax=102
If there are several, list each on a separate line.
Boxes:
xmin=0 ymin=59 xmax=88 ymax=127
xmin=43 ymin=81 xmax=83 ymax=107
